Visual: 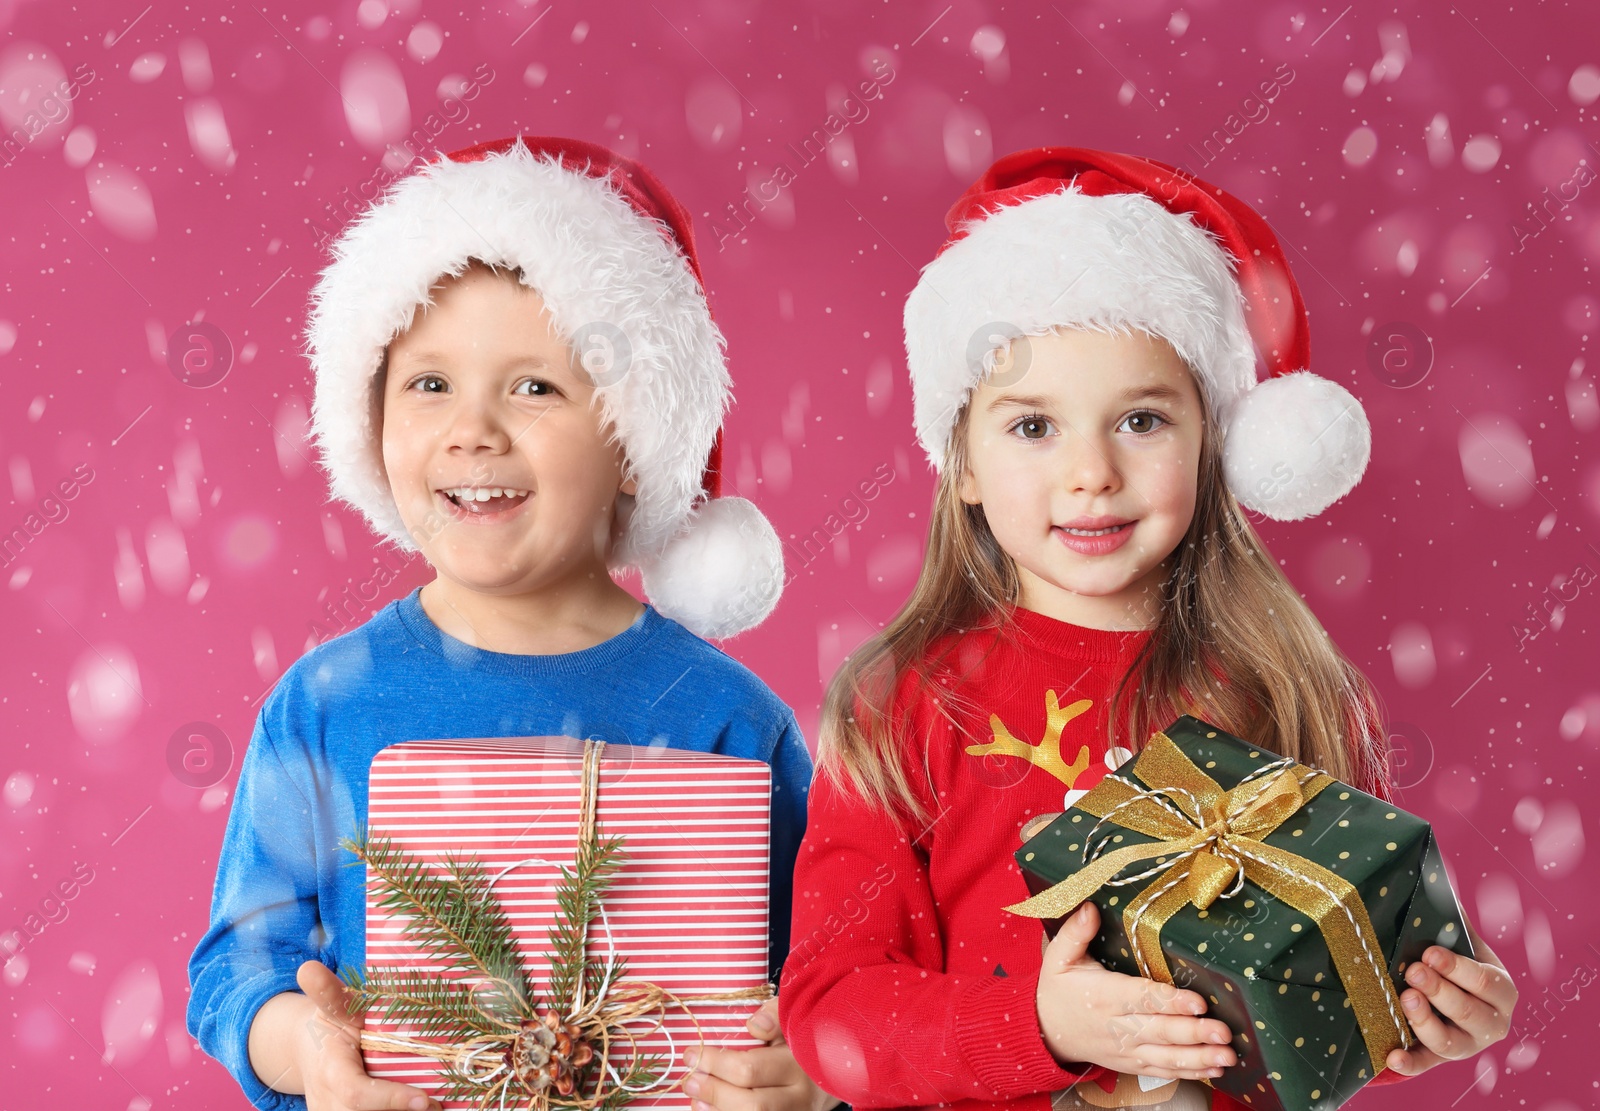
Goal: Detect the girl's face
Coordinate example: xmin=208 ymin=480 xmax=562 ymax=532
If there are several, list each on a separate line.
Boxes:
xmin=379 ymin=264 xmax=636 ymax=597
xmin=958 ymin=327 xmax=1203 ymax=630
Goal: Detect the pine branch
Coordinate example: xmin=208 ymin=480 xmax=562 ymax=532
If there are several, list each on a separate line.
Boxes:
xmin=438 ymin=1058 xmax=506 ymax=1110
xmin=585 ymin=951 xmax=629 ymax=1011
xmin=594 ymin=1055 xmax=663 ymax=1111
xmin=435 ymin=849 xmax=536 ymax=1023
xmin=547 ymin=833 xmax=628 ymax=1012
xmin=341 ymin=818 xmax=661 ymax=1110
xmin=339 ymin=964 xmax=510 ymax=1038
xmin=341 ymin=826 xmax=533 ymax=1017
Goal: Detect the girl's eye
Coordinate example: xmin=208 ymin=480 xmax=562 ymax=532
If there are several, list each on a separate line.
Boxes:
xmin=513 ymin=378 xmax=558 ymax=397
xmin=408 ymin=374 xmax=448 ymax=394
xmin=1010 ymin=416 xmax=1056 ymax=440
xmin=1121 ymin=410 xmax=1169 ymax=435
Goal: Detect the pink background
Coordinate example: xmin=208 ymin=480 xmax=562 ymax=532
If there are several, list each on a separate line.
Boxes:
xmin=1 ymin=0 xmax=1596 ymax=1107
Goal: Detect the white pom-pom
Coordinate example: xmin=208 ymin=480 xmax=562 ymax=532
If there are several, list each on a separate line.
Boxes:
xmin=639 ymin=497 xmax=785 ymax=640
xmin=1222 ymin=371 xmax=1371 ymax=521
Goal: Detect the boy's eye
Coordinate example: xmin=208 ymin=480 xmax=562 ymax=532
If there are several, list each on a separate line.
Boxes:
xmin=1121 ymin=410 xmax=1168 ymax=435
xmin=1010 ymin=416 xmax=1055 ymax=440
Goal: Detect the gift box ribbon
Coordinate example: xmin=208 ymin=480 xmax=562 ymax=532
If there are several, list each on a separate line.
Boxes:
xmin=1006 ymin=730 xmax=1413 ymax=1072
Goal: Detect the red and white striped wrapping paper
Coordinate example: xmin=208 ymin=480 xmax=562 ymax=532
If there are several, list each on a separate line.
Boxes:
xmin=362 ymin=736 xmax=772 ymax=1108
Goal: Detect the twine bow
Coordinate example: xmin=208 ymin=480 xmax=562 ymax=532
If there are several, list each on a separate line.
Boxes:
xmin=1006 ymin=731 xmax=1413 ymax=1073
xmin=356 ymin=740 xmax=773 ymax=1110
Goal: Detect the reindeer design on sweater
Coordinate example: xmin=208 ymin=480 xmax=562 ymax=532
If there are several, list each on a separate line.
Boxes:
xmin=966 ymin=689 xmax=1095 ymax=787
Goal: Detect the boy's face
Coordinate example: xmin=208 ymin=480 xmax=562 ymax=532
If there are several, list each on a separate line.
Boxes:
xmin=958 ymin=327 xmax=1202 ymax=628
xmin=380 ymin=264 xmax=635 ymax=596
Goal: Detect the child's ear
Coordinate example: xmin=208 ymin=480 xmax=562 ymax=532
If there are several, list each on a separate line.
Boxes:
xmin=956 ymin=463 xmax=981 ymax=506
xmin=620 ymin=473 xmax=638 ymax=497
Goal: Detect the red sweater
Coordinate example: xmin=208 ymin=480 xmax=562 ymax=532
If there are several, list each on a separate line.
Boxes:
xmin=779 ymin=605 xmax=1407 ymax=1111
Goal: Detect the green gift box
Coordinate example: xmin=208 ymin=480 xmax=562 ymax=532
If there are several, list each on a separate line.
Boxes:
xmin=1010 ymin=715 xmax=1474 ymax=1111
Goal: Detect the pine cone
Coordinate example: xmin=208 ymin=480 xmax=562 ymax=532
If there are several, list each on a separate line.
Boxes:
xmin=507 ymin=1010 xmax=595 ymax=1098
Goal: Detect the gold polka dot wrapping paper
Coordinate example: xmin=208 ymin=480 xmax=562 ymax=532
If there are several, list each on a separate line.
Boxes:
xmin=1010 ymin=715 xmax=1475 ymax=1111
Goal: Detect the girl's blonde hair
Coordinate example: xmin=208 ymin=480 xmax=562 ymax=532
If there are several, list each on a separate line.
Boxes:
xmin=817 ymin=348 xmax=1394 ymax=824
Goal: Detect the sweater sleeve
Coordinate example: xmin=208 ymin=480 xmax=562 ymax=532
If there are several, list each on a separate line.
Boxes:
xmin=185 ymin=708 xmax=320 ymax=1111
xmin=778 ymin=763 xmax=1108 ymax=1106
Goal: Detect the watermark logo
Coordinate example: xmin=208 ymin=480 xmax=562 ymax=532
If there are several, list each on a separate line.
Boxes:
xmin=1385 ymin=721 xmax=1434 ymax=790
xmin=568 ymin=321 xmax=633 ymax=388
xmin=1511 ymin=156 xmax=1595 ymax=254
xmin=0 ymin=861 xmax=96 ymax=971
xmin=968 ymin=745 xmax=1036 ymax=790
xmin=1511 ymin=555 xmax=1597 ymax=654
xmin=0 ymin=462 xmax=95 ymax=570
xmin=308 ymin=550 xmax=416 ymax=645
xmin=0 ymin=60 xmax=96 ymax=170
xmin=167 ymin=321 xmax=233 ymax=388
xmin=1365 ymin=322 xmax=1433 ymax=388
xmin=167 ymin=721 xmax=234 ymax=787
xmin=966 ymin=322 xmax=1033 ymax=390
xmin=1183 ymin=62 xmax=1296 ymax=169
xmin=785 ymin=862 xmax=897 ymax=976
xmin=784 ymin=461 xmax=896 ymax=582
xmin=311 ymin=63 xmax=496 ymax=249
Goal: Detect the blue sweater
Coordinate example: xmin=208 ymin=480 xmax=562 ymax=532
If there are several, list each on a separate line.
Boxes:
xmin=186 ymin=588 xmax=812 ymax=1110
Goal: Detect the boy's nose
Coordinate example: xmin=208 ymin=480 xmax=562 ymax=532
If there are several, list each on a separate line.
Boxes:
xmin=445 ymin=398 xmax=515 ymax=453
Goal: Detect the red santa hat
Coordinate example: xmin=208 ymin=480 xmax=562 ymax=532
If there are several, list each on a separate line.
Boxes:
xmin=305 ymin=135 xmax=783 ymax=639
xmin=904 ymin=147 xmax=1370 ymax=521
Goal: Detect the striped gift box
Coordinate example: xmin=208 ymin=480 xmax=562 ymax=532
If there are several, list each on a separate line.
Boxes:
xmin=361 ymin=736 xmax=772 ymax=1108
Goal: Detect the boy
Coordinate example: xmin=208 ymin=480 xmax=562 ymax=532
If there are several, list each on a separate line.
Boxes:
xmin=187 ymin=137 xmax=830 ymax=1111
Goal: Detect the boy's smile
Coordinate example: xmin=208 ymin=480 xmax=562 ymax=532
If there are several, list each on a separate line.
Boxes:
xmin=958 ymin=327 xmax=1203 ymax=631
xmin=378 ymin=260 xmax=644 ymax=651
xmin=436 ymin=483 xmax=532 ymax=519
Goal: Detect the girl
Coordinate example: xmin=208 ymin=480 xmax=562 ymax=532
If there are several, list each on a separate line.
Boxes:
xmin=777 ymin=149 xmax=1515 ymax=1111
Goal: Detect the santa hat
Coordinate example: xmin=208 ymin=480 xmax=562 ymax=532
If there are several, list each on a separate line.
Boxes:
xmin=904 ymin=147 xmax=1370 ymax=522
xmin=305 ymin=136 xmax=784 ymax=639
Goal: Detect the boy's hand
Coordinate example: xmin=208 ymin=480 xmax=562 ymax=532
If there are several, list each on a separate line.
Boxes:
xmin=680 ymin=998 xmax=842 ymax=1111
xmin=1035 ymin=900 xmax=1237 ymax=1081
xmin=295 ymin=959 xmax=440 ymax=1111
xmin=1384 ymin=922 xmax=1517 ymax=1077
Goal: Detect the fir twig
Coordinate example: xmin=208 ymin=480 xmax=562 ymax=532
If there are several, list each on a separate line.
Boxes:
xmin=338 ymin=964 xmax=507 ymax=1039
xmin=595 ymin=1054 xmax=663 ymax=1111
xmin=548 ymin=832 xmax=628 ymax=1016
xmin=341 ymin=823 xmax=533 ymax=1022
xmin=344 ymin=817 xmax=670 ymax=1109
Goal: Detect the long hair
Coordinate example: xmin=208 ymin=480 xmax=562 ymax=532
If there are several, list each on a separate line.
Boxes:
xmin=816 ymin=352 xmax=1394 ymax=824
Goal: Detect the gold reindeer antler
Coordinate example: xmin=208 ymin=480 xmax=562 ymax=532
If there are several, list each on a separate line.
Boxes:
xmin=967 ymin=690 xmax=1095 ymax=787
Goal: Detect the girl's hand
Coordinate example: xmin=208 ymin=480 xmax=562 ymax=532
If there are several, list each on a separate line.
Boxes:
xmin=1035 ymin=901 xmax=1238 ymax=1082
xmin=295 ymin=960 xmax=440 ymax=1111
xmin=1384 ymin=921 xmax=1517 ymax=1077
xmin=681 ymin=998 xmax=842 ymax=1111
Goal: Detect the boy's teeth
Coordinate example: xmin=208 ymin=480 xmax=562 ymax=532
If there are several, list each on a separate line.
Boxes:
xmin=444 ymin=487 xmax=529 ymax=507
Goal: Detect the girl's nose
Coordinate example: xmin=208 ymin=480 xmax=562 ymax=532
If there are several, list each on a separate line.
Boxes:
xmin=1060 ymin=426 xmax=1120 ymax=493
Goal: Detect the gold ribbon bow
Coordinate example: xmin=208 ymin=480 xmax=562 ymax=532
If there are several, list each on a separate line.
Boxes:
xmin=1007 ymin=731 xmax=1412 ymax=1072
